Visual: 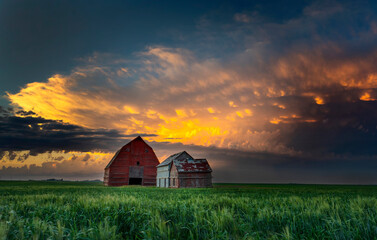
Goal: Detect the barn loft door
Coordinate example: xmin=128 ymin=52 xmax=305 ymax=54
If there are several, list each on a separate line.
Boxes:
xmin=129 ymin=166 xmax=144 ymax=185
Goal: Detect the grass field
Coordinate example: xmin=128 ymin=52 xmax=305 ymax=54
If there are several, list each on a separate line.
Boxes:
xmin=1 ymin=182 xmax=377 ymax=239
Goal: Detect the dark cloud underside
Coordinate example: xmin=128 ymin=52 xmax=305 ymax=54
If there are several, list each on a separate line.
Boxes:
xmin=0 ymin=109 xmax=155 ymax=155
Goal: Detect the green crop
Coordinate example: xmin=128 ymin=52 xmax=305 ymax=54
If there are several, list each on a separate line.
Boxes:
xmin=1 ymin=181 xmax=377 ymax=239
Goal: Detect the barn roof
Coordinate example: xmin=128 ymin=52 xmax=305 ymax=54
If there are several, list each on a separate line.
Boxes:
xmin=157 ymin=151 xmax=212 ymax=173
xmin=157 ymin=151 xmax=192 ymax=167
xmin=105 ymin=149 xmax=120 ymax=169
xmin=105 ymin=136 xmax=153 ymax=169
xmin=174 ymin=158 xmax=212 ymax=173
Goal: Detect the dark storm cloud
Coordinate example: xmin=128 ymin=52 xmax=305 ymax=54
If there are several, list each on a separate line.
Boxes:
xmin=275 ymin=99 xmax=377 ymax=156
xmin=0 ymin=114 xmax=156 ymax=156
xmin=0 ymin=0 xmax=237 ymax=100
xmin=15 ymin=110 xmax=37 ymax=117
xmin=130 ymin=141 xmax=377 ymax=184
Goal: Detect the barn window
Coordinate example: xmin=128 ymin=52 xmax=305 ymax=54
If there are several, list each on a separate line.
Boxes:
xmin=145 ymin=148 xmax=148 ymax=153
xmin=136 ymin=161 xmax=140 ymax=166
xmin=126 ymin=148 xmax=130 ymax=152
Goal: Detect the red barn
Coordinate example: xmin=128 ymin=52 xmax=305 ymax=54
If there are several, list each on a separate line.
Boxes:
xmin=104 ymin=136 xmax=159 ymax=186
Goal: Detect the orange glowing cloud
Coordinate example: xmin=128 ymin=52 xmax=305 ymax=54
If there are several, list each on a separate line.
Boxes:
xmin=9 ymin=46 xmax=375 ymax=156
xmin=7 ymin=74 xmax=122 ymax=128
xmin=9 ymin=48 xmax=285 ymax=153
xmin=314 ymin=97 xmax=325 ymax=105
xmin=360 ymin=92 xmax=377 ymax=101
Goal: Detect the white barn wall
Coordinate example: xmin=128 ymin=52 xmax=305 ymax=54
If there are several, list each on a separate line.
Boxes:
xmin=156 ymin=165 xmax=170 ymax=187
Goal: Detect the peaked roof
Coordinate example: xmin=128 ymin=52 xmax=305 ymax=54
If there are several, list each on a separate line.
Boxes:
xmin=104 ymin=136 xmax=149 ymax=169
xmin=105 ymin=149 xmax=120 ymax=169
xmin=157 ymin=151 xmax=212 ymax=173
xmin=157 ymin=151 xmax=193 ymax=167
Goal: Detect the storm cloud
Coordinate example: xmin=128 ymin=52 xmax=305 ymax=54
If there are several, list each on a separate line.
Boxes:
xmin=0 ymin=110 xmax=155 ymax=156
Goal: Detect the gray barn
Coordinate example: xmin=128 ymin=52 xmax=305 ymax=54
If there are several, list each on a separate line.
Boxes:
xmin=156 ymin=151 xmax=212 ymax=188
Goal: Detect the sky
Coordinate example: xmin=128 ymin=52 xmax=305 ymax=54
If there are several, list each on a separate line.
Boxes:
xmin=1 ymin=0 xmax=377 ymax=183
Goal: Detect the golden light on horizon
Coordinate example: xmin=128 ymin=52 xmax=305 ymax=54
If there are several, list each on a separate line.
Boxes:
xmin=0 ymin=151 xmax=113 ymax=168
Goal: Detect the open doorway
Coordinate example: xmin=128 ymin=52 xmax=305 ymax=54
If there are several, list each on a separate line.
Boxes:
xmin=129 ymin=178 xmax=142 ymax=185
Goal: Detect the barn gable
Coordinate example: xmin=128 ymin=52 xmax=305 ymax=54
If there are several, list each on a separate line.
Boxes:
xmin=104 ymin=136 xmax=159 ymax=186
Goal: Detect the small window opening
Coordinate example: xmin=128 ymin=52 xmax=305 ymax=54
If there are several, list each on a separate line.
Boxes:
xmin=137 ymin=161 xmax=140 ymax=166
xmin=145 ymin=148 xmax=148 ymax=153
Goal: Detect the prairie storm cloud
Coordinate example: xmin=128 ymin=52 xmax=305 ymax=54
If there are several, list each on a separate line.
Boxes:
xmin=2 ymin=0 xmax=377 ymax=183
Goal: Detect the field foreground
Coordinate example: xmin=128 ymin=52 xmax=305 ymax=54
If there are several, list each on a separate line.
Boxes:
xmin=1 ymin=182 xmax=377 ymax=239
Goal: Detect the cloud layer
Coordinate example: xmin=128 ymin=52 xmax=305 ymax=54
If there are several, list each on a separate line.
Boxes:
xmin=0 ymin=107 xmax=157 ymax=157
xmin=3 ymin=0 xmax=377 ymax=183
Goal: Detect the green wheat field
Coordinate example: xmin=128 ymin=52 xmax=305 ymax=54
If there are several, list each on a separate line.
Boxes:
xmin=1 ymin=181 xmax=377 ymax=239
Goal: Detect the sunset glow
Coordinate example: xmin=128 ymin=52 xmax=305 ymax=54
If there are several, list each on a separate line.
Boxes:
xmin=2 ymin=0 xmax=377 ymax=183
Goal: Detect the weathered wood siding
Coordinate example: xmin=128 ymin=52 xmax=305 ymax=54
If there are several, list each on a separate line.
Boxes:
xmin=169 ymin=162 xmax=179 ymax=188
xmin=178 ymin=172 xmax=212 ymax=188
xmin=156 ymin=151 xmax=213 ymax=188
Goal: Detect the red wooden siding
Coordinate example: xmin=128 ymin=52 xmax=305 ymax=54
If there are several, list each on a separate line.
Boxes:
xmin=104 ymin=136 xmax=159 ymax=186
